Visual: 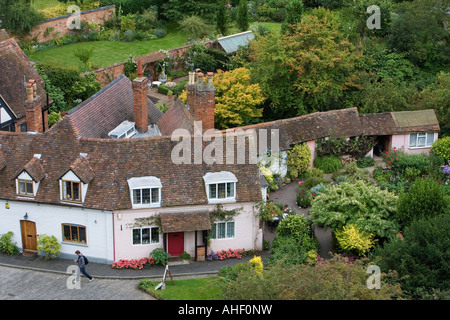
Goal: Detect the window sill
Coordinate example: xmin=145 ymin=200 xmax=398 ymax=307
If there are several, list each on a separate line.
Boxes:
xmin=408 ymin=146 xmax=432 ymax=149
xmin=207 ymin=198 xmax=236 ymax=205
xmin=131 ymin=203 xmax=161 ymax=209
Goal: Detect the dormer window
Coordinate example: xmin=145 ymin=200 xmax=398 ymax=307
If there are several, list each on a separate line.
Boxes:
xmin=108 ymin=121 xmax=137 ymax=139
xmin=203 ymin=171 xmax=238 ymax=203
xmin=127 ymin=176 xmax=162 ymax=208
xmin=14 ymin=155 xmax=45 ymax=198
xmin=63 ymin=180 xmax=81 ymax=202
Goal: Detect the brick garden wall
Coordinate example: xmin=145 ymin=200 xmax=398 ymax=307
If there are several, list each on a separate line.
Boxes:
xmin=30 ymin=5 xmax=115 ymax=43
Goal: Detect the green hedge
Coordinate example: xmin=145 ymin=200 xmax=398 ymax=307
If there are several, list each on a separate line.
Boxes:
xmin=157 ymin=79 xmax=188 ymax=96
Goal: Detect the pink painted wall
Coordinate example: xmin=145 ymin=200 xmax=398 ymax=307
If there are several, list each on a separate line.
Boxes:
xmin=390 ymin=133 xmax=438 ymax=155
xmin=112 ymin=202 xmax=260 ymax=261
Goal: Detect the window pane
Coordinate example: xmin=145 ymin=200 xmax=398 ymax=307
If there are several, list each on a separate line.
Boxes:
xmin=26 ymin=181 xmax=33 ymax=194
xmin=79 ymin=227 xmax=86 ymax=243
xmin=210 ymin=224 xmax=216 ymax=239
xmin=227 ymin=182 xmax=235 ymax=198
xmin=217 ymin=222 xmax=226 ymax=239
xmin=417 ymin=134 xmax=426 ymax=147
xmin=142 ymin=189 xmax=151 ymax=204
xmin=209 ymin=184 xmax=217 ymax=199
xmin=409 ymin=134 xmax=416 ymax=147
xmin=133 ymin=189 xmax=141 ymax=204
xmin=132 ymin=229 xmax=141 ymax=245
xmin=142 ymin=228 xmax=150 ymax=244
xmin=71 ymin=226 xmax=79 ymax=241
xmin=63 ymin=225 xmax=71 ymax=241
xmin=218 ymin=183 xmax=226 ymax=198
xmin=72 ymin=182 xmax=80 ymax=200
xmin=226 ymin=221 xmax=235 ymax=238
xmin=151 ymin=188 xmax=159 ymax=203
xmin=19 ymin=181 xmax=26 ymax=194
xmin=151 ymin=228 xmax=159 ymax=243
xmin=426 ymin=133 xmax=434 ymax=146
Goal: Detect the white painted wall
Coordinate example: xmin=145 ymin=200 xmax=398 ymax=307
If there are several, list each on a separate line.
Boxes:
xmin=0 ymin=199 xmax=114 ymax=263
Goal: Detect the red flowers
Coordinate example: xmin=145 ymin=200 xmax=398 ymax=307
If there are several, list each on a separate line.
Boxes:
xmin=112 ymin=257 xmax=156 ymax=270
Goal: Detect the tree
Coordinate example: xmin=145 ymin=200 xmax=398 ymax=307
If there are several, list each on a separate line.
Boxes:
xmin=213 ymin=67 xmax=265 ymax=129
xmin=286 ymin=143 xmax=311 ymax=179
xmin=249 ymin=8 xmax=361 ymax=118
xmin=178 ymin=15 xmax=211 ymax=39
xmin=216 ymin=0 xmax=229 ymax=35
xmin=0 ymin=0 xmax=44 ymax=36
xmin=281 ymin=0 xmax=304 ymax=35
xmin=371 ymin=214 xmax=450 ymax=298
xmin=236 ymin=0 xmax=249 ymax=32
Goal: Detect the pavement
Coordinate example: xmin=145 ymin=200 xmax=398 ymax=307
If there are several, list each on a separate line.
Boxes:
xmin=0 ymin=250 xmax=272 ymax=281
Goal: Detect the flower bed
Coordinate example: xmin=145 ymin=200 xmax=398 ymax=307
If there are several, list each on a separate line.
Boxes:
xmin=112 ymin=257 xmax=156 ymax=270
xmin=207 ymin=248 xmax=244 ymax=261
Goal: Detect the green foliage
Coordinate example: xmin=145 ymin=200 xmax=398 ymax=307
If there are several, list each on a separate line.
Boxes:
xmin=256 ymin=201 xmax=283 ymax=222
xmin=314 ymin=155 xmax=342 ymax=173
xmin=216 ymin=0 xmax=230 ymax=35
xmin=430 ymin=137 xmax=450 ymax=163
xmin=178 ymin=15 xmax=211 ymax=39
xmin=310 ymin=180 xmax=399 ymax=238
xmin=180 ymin=251 xmax=191 ymax=260
xmin=316 ymin=135 xmax=377 ymax=159
xmin=371 ymin=214 xmax=450 ymax=298
xmin=356 ymin=156 xmax=375 ymax=168
xmin=0 ymin=0 xmax=44 ymax=36
xmin=37 ymin=234 xmax=61 ymax=260
xmin=74 ymin=44 xmax=94 ymax=69
xmin=296 ymin=188 xmax=312 ymax=207
xmin=221 ymin=254 xmax=403 ymax=300
xmin=397 ymin=178 xmax=448 ymax=228
xmin=286 ymin=143 xmax=311 ymax=179
xmin=48 ymin=112 xmax=62 ymax=127
xmin=281 ymin=0 xmax=304 ymax=34
xmin=335 ymin=224 xmax=376 ymax=257
xmin=0 ymin=231 xmax=19 ymax=256
xmin=138 ymin=278 xmax=156 ymax=290
xmin=236 ymin=0 xmax=250 ymax=32
xmin=150 ymin=248 xmax=171 ymax=265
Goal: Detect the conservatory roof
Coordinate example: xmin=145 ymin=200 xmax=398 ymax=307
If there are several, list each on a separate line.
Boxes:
xmin=217 ymin=31 xmax=255 ymax=53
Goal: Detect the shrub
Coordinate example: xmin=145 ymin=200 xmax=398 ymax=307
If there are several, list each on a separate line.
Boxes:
xmin=397 ymin=177 xmax=448 ymax=228
xmin=334 ymin=224 xmax=376 ymax=257
xmin=37 ymin=234 xmax=61 ymax=260
xmin=371 ymin=214 xmax=450 ymax=299
xmin=286 ymin=143 xmax=312 ymax=179
xmin=276 ymin=214 xmax=314 ymax=246
xmin=314 ymin=155 xmax=342 ymax=173
xmin=150 ymin=248 xmax=170 ymax=265
xmin=430 ymin=137 xmax=450 ymax=164
xmin=297 ymin=188 xmax=312 ymax=207
xmin=249 ymin=256 xmax=264 ymax=276
xmin=256 ymin=200 xmax=283 ymax=222
xmin=0 ymin=231 xmax=19 ymax=256
xmin=178 ymin=15 xmax=210 ymax=38
xmin=180 ymin=251 xmax=191 ymax=260
xmin=357 ymin=156 xmax=375 ymax=168
xmin=138 ymin=278 xmax=157 ymax=290
xmin=153 ymin=28 xmax=167 ymax=39
xmin=122 ymin=29 xmax=135 ymax=42
xmin=310 ymin=180 xmax=399 ymax=238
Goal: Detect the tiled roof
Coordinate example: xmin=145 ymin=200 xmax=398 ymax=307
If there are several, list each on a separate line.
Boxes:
xmin=157 ymin=99 xmax=194 ymax=136
xmin=64 ymin=155 xmax=95 ymax=184
xmin=160 ymin=211 xmax=211 ymax=233
xmin=18 ymin=157 xmax=46 ymax=182
xmin=66 ymin=74 xmax=163 ymax=138
xmin=0 ymin=38 xmax=47 ymax=119
xmin=0 ymin=117 xmax=262 ymax=211
xmin=134 ymin=51 xmax=168 ymax=65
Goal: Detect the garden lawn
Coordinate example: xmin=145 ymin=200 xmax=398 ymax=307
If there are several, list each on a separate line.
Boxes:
xmin=29 ymin=25 xmax=189 ymax=69
xmin=145 ymin=277 xmax=223 ymax=300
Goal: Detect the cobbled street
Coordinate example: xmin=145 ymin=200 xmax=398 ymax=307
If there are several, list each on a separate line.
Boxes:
xmin=0 ymin=266 xmax=155 ymax=300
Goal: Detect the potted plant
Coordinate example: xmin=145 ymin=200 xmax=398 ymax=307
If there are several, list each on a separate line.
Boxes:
xmin=180 ymin=251 xmax=191 ymax=263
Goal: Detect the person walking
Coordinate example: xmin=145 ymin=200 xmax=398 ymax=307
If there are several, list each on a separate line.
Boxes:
xmin=74 ymin=250 xmax=94 ymax=282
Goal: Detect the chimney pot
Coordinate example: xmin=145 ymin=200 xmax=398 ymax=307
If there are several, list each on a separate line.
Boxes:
xmin=137 ymin=60 xmax=143 ymax=78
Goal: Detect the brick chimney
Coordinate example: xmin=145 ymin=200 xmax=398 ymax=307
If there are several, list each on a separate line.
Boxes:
xmin=25 ymin=79 xmax=44 ymax=133
xmin=133 ymin=60 xmax=148 ymax=133
xmin=186 ymin=71 xmax=215 ymax=131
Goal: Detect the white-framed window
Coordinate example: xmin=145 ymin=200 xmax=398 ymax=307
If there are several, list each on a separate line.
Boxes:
xmin=409 ymin=132 xmax=435 ymax=148
xmin=132 ymin=227 xmax=159 ymax=245
xmin=15 ymin=171 xmax=39 ymax=197
xmin=132 ymin=188 xmax=160 ymax=205
xmin=210 ymin=221 xmax=235 ymax=239
xmin=203 ymin=171 xmax=238 ymax=203
xmin=59 ymin=170 xmax=88 ymax=204
xmin=127 ymin=176 xmax=162 ymax=208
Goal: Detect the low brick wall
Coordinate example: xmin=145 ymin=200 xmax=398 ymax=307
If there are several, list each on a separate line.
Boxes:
xmin=30 ymin=5 xmax=115 ymax=43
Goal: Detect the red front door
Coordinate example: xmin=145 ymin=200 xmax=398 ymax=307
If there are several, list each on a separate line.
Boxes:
xmin=168 ymin=232 xmax=184 ymax=256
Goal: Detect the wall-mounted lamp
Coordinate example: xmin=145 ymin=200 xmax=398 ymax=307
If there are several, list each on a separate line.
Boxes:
xmin=24 ymin=212 xmax=28 ymax=220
